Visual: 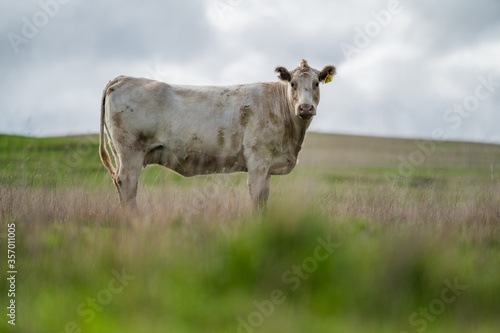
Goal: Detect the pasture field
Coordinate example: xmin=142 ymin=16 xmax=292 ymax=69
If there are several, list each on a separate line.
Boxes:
xmin=1 ymin=132 xmax=500 ymax=332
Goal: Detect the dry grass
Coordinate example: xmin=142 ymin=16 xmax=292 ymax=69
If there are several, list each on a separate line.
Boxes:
xmin=2 ymin=171 xmax=498 ymax=240
xmin=1 ymin=133 xmax=500 ymax=332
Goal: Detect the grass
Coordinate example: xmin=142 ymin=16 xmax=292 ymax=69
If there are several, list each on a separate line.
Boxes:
xmin=0 ymin=132 xmax=499 ymax=332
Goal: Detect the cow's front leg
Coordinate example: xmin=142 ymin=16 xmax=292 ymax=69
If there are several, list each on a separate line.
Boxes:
xmin=247 ymin=168 xmax=271 ymax=211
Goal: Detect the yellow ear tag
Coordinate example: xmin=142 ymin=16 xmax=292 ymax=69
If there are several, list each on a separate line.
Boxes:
xmin=324 ymin=73 xmax=333 ymax=84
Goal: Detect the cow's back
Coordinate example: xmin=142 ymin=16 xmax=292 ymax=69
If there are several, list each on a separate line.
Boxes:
xmin=105 ymin=76 xmax=268 ymax=176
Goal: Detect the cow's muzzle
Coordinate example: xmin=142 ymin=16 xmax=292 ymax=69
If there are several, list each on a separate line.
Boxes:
xmin=297 ymin=104 xmax=316 ymax=120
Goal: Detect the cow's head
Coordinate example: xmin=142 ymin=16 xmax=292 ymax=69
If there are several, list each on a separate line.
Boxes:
xmin=275 ymin=59 xmax=336 ymax=120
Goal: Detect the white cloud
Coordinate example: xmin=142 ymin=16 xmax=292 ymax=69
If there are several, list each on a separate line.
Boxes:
xmin=0 ymin=0 xmax=499 ymax=143
xmin=433 ymin=39 xmax=500 ymax=73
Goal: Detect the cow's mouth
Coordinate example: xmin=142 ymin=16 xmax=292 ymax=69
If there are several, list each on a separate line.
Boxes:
xmin=299 ymin=114 xmax=313 ymax=120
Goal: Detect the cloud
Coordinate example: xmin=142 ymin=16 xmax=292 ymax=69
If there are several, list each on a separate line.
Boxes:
xmin=408 ymin=0 xmax=500 ymax=51
xmin=0 ymin=0 xmax=499 ymax=142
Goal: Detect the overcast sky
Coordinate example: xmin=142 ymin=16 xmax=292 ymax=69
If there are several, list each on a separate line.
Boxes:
xmin=1 ymin=0 xmax=499 ymax=143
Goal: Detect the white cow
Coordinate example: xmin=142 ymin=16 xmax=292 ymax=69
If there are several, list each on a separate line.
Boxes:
xmin=99 ymin=60 xmax=336 ymax=210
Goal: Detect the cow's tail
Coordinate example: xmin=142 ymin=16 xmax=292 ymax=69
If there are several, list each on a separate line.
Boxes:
xmin=99 ymin=80 xmax=117 ymax=179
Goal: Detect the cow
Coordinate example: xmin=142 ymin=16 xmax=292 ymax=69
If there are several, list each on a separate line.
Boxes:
xmin=99 ymin=59 xmax=336 ymax=211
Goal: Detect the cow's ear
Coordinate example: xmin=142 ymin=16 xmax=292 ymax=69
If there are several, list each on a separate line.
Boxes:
xmin=275 ymin=66 xmax=291 ymax=82
xmin=318 ymin=65 xmax=336 ymax=84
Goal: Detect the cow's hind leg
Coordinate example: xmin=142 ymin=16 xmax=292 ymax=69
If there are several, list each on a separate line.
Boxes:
xmin=114 ymin=152 xmax=144 ymax=211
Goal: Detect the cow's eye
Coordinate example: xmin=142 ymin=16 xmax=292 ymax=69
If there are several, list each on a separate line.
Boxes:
xmin=291 ymin=82 xmax=295 ymax=88
xmin=314 ymin=82 xmax=319 ymax=87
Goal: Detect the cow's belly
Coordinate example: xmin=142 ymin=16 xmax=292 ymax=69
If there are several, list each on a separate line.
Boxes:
xmin=144 ymin=145 xmax=247 ymax=177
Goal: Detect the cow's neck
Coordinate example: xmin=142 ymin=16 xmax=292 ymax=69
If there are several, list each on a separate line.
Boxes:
xmin=276 ymin=83 xmax=310 ymax=158
xmin=293 ymin=121 xmax=308 ymax=156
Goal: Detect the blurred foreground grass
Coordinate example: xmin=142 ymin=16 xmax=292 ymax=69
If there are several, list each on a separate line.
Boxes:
xmin=0 ymin=133 xmax=500 ymax=332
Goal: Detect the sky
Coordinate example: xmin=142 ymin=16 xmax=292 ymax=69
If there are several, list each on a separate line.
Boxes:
xmin=1 ymin=0 xmax=499 ymax=143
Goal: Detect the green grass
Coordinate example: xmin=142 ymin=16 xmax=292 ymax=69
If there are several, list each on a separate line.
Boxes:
xmin=1 ymin=132 xmax=500 ymax=332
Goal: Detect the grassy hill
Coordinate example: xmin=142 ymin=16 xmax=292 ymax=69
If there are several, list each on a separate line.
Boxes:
xmin=1 ymin=132 xmax=499 ymax=332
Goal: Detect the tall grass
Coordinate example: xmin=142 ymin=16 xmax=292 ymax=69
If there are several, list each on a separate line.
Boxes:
xmin=0 ymin=133 xmax=499 ymax=332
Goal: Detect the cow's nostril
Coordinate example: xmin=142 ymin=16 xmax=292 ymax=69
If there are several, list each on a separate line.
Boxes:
xmin=297 ymin=104 xmax=315 ymax=120
xmin=299 ymin=104 xmax=314 ymax=112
